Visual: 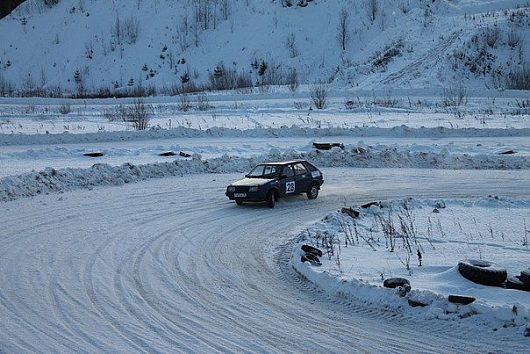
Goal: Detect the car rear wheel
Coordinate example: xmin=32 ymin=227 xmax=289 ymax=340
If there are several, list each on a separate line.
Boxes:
xmin=266 ymin=190 xmax=277 ymax=208
xmin=307 ymin=183 xmax=319 ymax=199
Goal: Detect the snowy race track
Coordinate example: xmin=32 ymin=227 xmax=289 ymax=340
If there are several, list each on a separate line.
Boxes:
xmin=1 ymin=168 xmax=530 ymax=353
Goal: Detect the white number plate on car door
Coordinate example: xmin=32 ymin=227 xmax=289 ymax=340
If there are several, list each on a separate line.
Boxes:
xmin=286 ymin=181 xmax=295 ymax=194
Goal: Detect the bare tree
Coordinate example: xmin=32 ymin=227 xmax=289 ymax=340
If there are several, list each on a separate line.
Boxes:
xmin=287 ymin=68 xmax=299 ymax=92
xmin=113 ymin=15 xmax=122 ymax=44
xmin=123 ymin=17 xmax=140 ymax=44
xmin=286 ymin=33 xmax=299 ymax=58
xmin=220 ymin=0 xmax=230 ymax=20
xmin=177 ymin=15 xmax=189 ymax=51
xmin=367 ymin=0 xmax=377 ymax=23
xmin=0 ymin=72 xmax=14 ymax=96
xmin=337 ymin=8 xmax=350 ymax=51
xmin=192 ymin=22 xmax=200 ymax=47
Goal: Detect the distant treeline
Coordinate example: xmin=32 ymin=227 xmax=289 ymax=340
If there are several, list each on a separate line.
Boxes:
xmin=1 ymin=0 xmax=26 ymax=19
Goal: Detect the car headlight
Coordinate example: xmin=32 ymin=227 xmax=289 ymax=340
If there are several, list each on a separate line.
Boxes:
xmin=228 ymin=186 xmax=235 ymax=192
xmin=249 ymin=186 xmax=259 ymax=192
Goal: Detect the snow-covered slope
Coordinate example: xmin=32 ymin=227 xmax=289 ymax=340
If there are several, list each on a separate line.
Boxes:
xmin=0 ymin=0 xmax=529 ymax=96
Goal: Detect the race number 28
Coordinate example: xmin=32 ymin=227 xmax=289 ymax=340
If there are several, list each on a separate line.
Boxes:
xmin=286 ymin=181 xmax=295 ymax=194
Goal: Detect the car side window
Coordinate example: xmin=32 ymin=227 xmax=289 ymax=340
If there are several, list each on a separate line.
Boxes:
xmin=263 ymin=165 xmax=278 ymax=176
xmin=303 ymin=161 xmax=317 ymax=172
xmin=293 ymin=163 xmax=307 ymax=176
xmin=282 ymin=166 xmax=294 ymax=178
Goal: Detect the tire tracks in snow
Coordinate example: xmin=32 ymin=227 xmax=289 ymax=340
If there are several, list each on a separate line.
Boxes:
xmin=1 ymin=171 xmax=529 ymax=352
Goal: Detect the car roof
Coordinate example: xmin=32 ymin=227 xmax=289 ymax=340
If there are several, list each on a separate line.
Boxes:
xmin=260 ymin=159 xmax=306 ymax=166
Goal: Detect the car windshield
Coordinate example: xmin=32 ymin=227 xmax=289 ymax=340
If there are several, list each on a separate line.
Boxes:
xmin=247 ymin=164 xmax=280 ymax=178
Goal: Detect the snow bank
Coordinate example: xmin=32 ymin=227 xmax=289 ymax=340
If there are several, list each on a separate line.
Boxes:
xmin=1 ymin=126 xmax=529 ymax=146
xmin=2 ymin=146 xmax=529 ymax=202
xmin=291 ymin=197 xmax=530 ymax=336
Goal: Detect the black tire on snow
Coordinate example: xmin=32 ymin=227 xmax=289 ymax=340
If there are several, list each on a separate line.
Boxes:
xmin=361 ymin=201 xmax=381 ymax=209
xmin=520 ymin=268 xmax=530 ymax=285
xmin=408 ymin=299 xmax=428 ymax=307
xmin=235 ymin=200 xmax=243 ymax=205
xmin=398 ymin=284 xmax=412 ymax=297
xmin=457 ymin=259 xmax=507 ymax=286
xmin=506 ymin=275 xmax=530 ymax=291
xmin=300 ymin=253 xmax=322 ymax=266
xmin=266 ymin=191 xmax=276 ymax=208
xmin=383 ymin=277 xmax=410 ymax=289
xmin=301 ymin=244 xmax=323 ymax=257
xmin=448 ymin=295 xmax=476 ymax=305
xmin=306 ymin=183 xmax=319 ymax=200
xmin=341 ymin=207 xmax=360 ymax=219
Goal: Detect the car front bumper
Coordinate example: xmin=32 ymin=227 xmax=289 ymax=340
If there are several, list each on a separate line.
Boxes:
xmin=226 ymin=190 xmax=268 ymax=202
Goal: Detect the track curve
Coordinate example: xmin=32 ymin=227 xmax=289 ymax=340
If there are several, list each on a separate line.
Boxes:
xmin=1 ymin=168 xmax=529 ymax=353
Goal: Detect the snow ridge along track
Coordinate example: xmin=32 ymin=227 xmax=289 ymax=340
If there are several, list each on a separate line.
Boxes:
xmin=1 ymin=170 xmax=529 ymax=352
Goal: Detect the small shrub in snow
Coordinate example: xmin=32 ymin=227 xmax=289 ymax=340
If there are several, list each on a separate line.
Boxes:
xmin=195 ymin=94 xmax=211 ymax=111
xmin=484 ymin=26 xmax=500 ymax=48
xmin=121 ymin=99 xmax=151 ymax=130
xmin=261 ymin=60 xmax=284 ymax=86
xmin=160 ymin=83 xmax=180 ymax=96
xmin=180 ymin=72 xmax=190 ymax=84
xmin=208 ymin=63 xmax=253 ymax=91
xmin=178 ymin=81 xmax=203 ymax=95
xmin=310 ymin=82 xmax=328 ymax=109
xmin=442 ymin=85 xmax=468 ymax=107
xmin=58 ymin=103 xmax=71 ymax=115
xmin=293 ymin=101 xmax=305 ymax=109
xmin=506 ymin=30 xmax=521 ymax=48
xmin=258 ymin=61 xmax=267 ymax=77
xmin=178 ymin=94 xmax=192 ymax=112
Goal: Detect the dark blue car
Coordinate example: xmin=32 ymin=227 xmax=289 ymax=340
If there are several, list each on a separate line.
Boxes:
xmin=225 ymin=159 xmax=324 ymax=208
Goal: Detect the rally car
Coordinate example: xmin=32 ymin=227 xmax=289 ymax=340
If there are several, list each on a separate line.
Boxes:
xmin=225 ymin=159 xmax=324 ymax=208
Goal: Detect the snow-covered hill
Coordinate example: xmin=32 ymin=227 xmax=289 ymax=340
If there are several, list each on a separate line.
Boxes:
xmin=0 ymin=0 xmax=529 ymax=97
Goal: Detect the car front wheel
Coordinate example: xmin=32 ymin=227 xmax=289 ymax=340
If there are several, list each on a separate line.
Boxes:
xmin=266 ymin=190 xmax=277 ymax=208
xmin=307 ymin=183 xmax=319 ymax=199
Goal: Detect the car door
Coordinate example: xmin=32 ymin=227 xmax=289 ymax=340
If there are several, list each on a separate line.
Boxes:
xmin=292 ymin=162 xmax=311 ymax=194
xmin=278 ymin=165 xmax=296 ymax=197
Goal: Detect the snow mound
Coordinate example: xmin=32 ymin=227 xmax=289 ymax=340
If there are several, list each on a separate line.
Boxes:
xmin=2 ymin=146 xmax=529 ymax=202
xmin=292 ymin=197 xmax=530 ymax=336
